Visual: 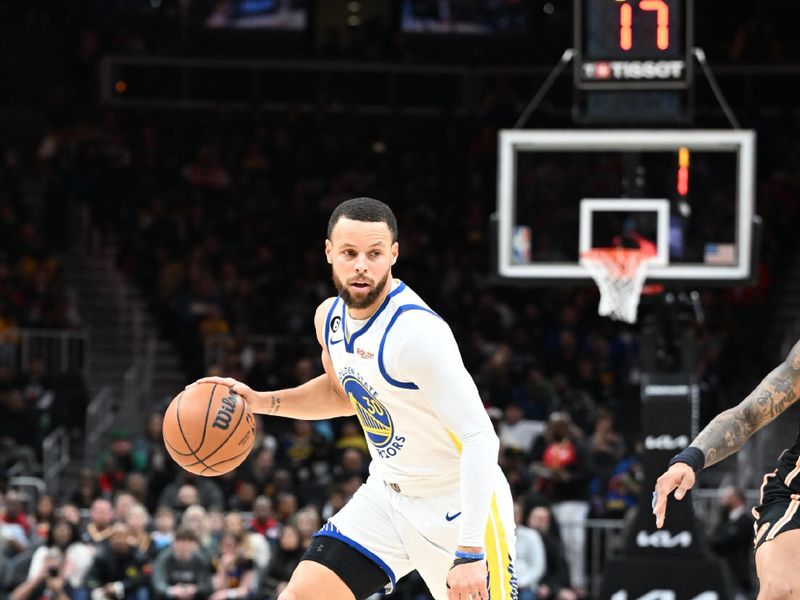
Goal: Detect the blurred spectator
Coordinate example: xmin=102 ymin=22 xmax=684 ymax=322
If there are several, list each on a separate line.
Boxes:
xmin=238 ymin=448 xmax=276 ymax=497
xmin=0 ymin=188 xmax=73 ymax=334
xmin=126 ymin=504 xmax=157 ymax=562
xmin=159 ymin=479 xmax=224 ymax=514
xmin=86 ymin=522 xmax=151 ymax=600
xmin=551 ymin=375 xmax=596 ymax=435
xmin=223 ymin=512 xmax=270 ymax=571
xmin=57 ymin=504 xmax=83 ymax=529
xmin=249 ymin=496 xmax=278 ymax=539
xmin=321 ymin=486 xmax=347 ymax=521
xmin=171 ymin=485 xmax=200 ymax=515
xmin=500 ymin=448 xmax=534 ymax=499
xmin=208 ymin=532 xmax=255 ymax=600
xmin=333 ymin=419 xmax=369 ymax=455
xmin=125 ymin=474 xmax=151 ymax=512
xmin=587 ymin=409 xmax=626 ymax=516
xmin=71 ymin=469 xmax=102 ymax=510
xmin=151 ymin=507 xmax=177 ymax=553
xmin=11 ymin=545 xmax=74 ymax=600
xmin=266 ymin=469 xmax=294 ymax=501
xmin=180 ymin=506 xmax=215 ymax=557
xmin=207 ymin=509 xmax=226 ymax=554
xmin=530 ymin=412 xmax=590 ymax=592
xmin=599 ymin=449 xmax=642 ymax=519
xmin=26 ymin=520 xmax=92 ymax=593
xmin=293 ymin=506 xmax=321 ymax=549
xmin=257 ymin=524 xmax=304 ymax=600
xmin=277 ymin=420 xmax=330 ymax=478
xmin=513 ymin=500 xmax=546 ymax=600
xmin=152 ymin=527 xmax=213 ymax=600
xmin=81 ymin=499 xmax=115 ymax=549
xmin=499 ymin=403 xmax=545 ymax=455
xmin=133 ymin=413 xmax=175 ymax=508
xmin=273 ymin=493 xmax=298 ymax=525
xmin=331 ymin=448 xmax=368 ymax=483
xmin=2 ymin=492 xmax=32 ymax=548
xmin=709 ymin=486 xmax=754 ymax=596
xmin=229 ymin=483 xmax=257 ymax=513
xmin=95 ymin=457 xmax=126 ymax=499
xmin=96 ymin=430 xmax=146 ymax=495
xmin=479 ymin=344 xmax=515 ymax=408
xmin=528 ymin=505 xmax=577 ymax=600
xmin=32 ymin=494 xmax=57 ymax=542
xmin=113 ymin=493 xmax=136 ymax=526
xmin=588 ymin=409 xmax=625 ymax=472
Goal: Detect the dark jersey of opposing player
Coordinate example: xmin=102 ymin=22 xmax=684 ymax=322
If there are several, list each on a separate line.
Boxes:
xmin=752 ymin=442 xmax=800 ymax=549
xmin=772 ymin=443 xmax=800 ymax=494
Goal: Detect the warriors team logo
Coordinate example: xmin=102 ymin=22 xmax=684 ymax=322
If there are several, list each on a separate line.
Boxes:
xmin=342 ymin=375 xmax=394 ymax=448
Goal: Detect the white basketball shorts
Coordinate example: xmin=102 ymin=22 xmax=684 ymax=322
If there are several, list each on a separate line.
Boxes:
xmin=315 ymin=470 xmax=518 ymax=600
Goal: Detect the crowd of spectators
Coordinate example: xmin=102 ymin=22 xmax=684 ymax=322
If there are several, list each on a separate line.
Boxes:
xmin=12 ymin=78 xmax=800 ymax=594
xmin=0 ymin=141 xmax=76 ymax=334
xmin=2 ymin=400 xmax=632 ymax=599
xmin=0 ymin=134 xmax=85 ymax=476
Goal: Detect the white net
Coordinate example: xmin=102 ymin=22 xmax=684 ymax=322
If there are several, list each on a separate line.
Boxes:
xmin=580 ymin=248 xmax=654 ymax=324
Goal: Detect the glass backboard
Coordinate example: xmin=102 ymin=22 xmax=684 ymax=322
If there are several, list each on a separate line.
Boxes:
xmin=496 ymin=129 xmax=757 ymax=284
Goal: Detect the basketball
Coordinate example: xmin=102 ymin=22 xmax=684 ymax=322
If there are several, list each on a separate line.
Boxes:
xmin=163 ymin=382 xmax=257 ymax=476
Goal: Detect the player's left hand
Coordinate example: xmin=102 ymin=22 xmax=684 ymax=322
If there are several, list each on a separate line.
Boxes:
xmin=653 ymin=462 xmax=696 ymax=529
xmin=446 ymin=559 xmax=488 ymax=600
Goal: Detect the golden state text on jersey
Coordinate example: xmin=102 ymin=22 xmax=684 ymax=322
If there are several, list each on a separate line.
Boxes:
xmin=339 ymin=367 xmax=406 ymax=458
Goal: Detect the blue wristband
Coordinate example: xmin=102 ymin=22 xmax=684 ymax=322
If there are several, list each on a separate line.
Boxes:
xmin=668 ymin=446 xmax=705 ymax=473
xmin=454 ymin=550 xmax=485 ymax=561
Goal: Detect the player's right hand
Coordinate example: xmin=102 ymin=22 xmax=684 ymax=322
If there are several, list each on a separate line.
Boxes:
xmin=192 ymin=377 xmax=257 ymax=404
xmin=446 ymin=559 xmax=488 ymax=600
xmin=652 ymin=462 xmax=696 ymax=529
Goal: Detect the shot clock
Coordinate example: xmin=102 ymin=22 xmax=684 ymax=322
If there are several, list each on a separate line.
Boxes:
xmin=574 ymin=0 xmax=692 ymax=90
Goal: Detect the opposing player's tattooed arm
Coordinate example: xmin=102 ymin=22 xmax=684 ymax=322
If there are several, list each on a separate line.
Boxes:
xmin=691 ymin=339 xmax=800 ymax=468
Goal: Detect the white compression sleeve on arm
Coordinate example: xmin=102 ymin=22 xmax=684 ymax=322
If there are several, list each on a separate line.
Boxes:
xmin=390 ymin=313 xmax=499 ymax=548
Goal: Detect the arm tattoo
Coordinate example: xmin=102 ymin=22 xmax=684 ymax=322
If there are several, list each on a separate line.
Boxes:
xmin=267 ymin=396 xmax=281 ymax=415
xmin=693 ymin=342 xmax=800 ymax=468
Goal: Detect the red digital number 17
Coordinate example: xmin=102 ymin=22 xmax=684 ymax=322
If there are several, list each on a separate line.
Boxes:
xmin=619 ymin=0 xmax=670 ymax=52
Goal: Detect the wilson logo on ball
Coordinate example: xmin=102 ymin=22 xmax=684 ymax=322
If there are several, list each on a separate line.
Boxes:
xmin=212 ymin=393 xmax=239 ymax=430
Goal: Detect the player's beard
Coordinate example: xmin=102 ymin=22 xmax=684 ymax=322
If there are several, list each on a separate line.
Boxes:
xmin=333 ymin=270 xmax=390 ymax=310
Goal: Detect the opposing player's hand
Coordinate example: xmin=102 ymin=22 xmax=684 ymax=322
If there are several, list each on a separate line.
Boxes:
xmin=191 ymin=377 xmax=257 ymax=404
xmin=653 ymin=462 xmax=696 ymax=529
xmin=446 ymin=559 xmax=488 ymax=600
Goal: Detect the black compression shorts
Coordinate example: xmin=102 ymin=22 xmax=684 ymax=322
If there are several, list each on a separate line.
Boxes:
xmin=300 ymin=535 xmax=390 ymax=599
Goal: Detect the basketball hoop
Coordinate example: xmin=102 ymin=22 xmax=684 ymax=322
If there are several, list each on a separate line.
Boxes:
xmin=581 ymin=248 xmax=655 ymax=324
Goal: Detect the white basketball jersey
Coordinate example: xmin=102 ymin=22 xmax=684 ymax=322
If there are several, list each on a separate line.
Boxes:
xmin=324 ymin=280 xmax=462 ymax=488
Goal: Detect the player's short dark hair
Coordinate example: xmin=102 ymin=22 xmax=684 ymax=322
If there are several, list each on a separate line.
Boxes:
xmin=327 ymin=197 xmax=398 ymax=243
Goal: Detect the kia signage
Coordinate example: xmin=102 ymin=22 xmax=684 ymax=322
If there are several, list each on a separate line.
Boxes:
xmin=599 ymin=374 xmax=736 ymax=600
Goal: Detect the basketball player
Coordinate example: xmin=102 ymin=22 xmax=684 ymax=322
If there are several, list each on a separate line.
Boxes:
xmin=197 ymin=198 xmax=518 ymax=600
xmin=654 ymin=340 xmax=800 ymax=599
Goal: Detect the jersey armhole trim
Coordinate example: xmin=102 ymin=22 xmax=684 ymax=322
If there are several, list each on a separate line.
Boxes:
xmin=378 ymin=304 xmax=441 ymax=390
xmin=313 ymin=527 xmax=397 ymax=590
xmin=323 ymin=297 xmax=340 ymax=352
